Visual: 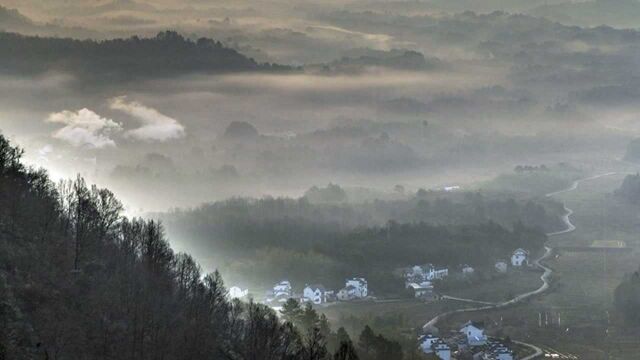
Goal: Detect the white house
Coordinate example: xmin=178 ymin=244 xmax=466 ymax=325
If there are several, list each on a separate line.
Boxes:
xmin=433 ymin=340 xmax=451 ymax=360
xmin=345 ymin=278 xmax=368 ymax=297
xmin=273 ymin=280 xmax=292 ymax=297
xmin=511 ymin=248 xmax=529 ymax=267
xmin=418 ymin=334 xmax=440 ymax=353
xmin=228 ymin=286 xmax=249 ymax=299
xmin=495 ymin=261 xmax=508 ymax=273
xmin=303 ymin=284 xmax=327 ymax=304
xmin=460 ymin=321 xmax=487 ymax=346
xmin=337 ymin=278 xmax=368 ymax=301
xmin=425 ymin=264 xmax=448 ymax=281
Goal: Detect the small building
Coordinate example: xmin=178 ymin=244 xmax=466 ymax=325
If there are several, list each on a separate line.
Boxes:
xmin=488 ymin=347 xmax=513 ymax=360
xmin=511 ymin=248 xmax=529 ymax=267
xmin=461 ymin=264 xmax=475 ymax=276
xmin=418 ymin=334 xmax=440 ymax=353
xmin=273 ymin=280 xmax=292 ymax=297
xmin=426 ymin=264 xmax=449 ymax=281
xmin=303 ymin=284 xmax=327 ymax=304
xmin=406 ymin=264 xmax=449 ymax=283
xmin=407 ymin=281 xmax=434 ymax=298
xmin=482 ymin=341 xmax=514 ymax=360
xmin=325 ymin=290 xmax=336 ymax=302
xmin=460 ymin=321 xmax=487 ymax=346
xmin=346 ymin=278 xmax=368 ymax=297
xmin=337 ymin=286 xmax=357 ymax=301
xmin=494 ymin=261 xmax=508 ymax=273
xmin=228 ymin=286 xmax=248 ymax=299
xmin=337 ymin=278 xmax=368 ymax=301
xmin=433 ymin=340 xmax=451 ymax=360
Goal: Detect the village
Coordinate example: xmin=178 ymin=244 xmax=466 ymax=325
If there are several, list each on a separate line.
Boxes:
xmin=228 ymin=247 xmax=534 ymax=360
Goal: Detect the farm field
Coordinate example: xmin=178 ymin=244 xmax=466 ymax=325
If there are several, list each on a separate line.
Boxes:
xmin=549 ymin=173 xmax=640 ymax=247
xmin=442 ymin=249 xmax=639 ymax=359
xmin=437 ymin=174 xmax=640 ymax=359
xmin=318 ymin=299 xmax=473 ymax=337
xmin=440 ymin=269 xmax=544 ymax=304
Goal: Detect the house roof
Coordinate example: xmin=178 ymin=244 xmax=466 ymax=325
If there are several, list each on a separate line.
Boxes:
xmin=418 ymin=334 xmax=438 ymax=342
xmin=433 ymin=340 xmax=450 ymax=349
xmin=306 ymin=284 xmax=326 ymax=292
xmin=347 ymin=277 xmax=367 ymax=284
xmin=407 ymin=282 xmax=432 ymax=290
xmin=460 ymin=320 xmax=485 ymax=331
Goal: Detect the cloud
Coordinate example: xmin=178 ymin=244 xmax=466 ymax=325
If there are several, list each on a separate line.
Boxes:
xmin=109 ymin=96 xmax=185 ymax=141
xmin=46 ymin=108 xmax=121 ymax=148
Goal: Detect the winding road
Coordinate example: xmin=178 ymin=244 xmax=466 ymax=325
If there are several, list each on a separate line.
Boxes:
xmin=422 ymin=173 xmax=616 ymax=358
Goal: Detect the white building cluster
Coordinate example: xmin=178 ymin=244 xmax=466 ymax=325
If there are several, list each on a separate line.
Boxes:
xmin=495 ymin=248 xmax=531 ymax=274
xmin=263 ymin=277 xmax=369 ymax=306
xmin=419 ymin=320 xmax=514 ymax=360
xmin=406 ymin=264 xmax=449 ymax=283
xmin=403 ymin=263 xmax=451 ymax=299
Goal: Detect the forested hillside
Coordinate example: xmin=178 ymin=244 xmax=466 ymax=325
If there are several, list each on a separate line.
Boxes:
xmin=160 ymin=194 xmax=549 ymax=292
xmin=0 ymin=134 xmax=374 ymax=360
xmin=0 ymin=31 xmax=290 ymax=81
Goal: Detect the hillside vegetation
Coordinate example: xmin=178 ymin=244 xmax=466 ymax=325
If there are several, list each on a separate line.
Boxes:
xmin=0 ymin=31 xmax=290 ymax=81
xmin=160 ymin=190 xmax=550 ymax=292
xmin=0 ymin=134 xmax=374 ymax=360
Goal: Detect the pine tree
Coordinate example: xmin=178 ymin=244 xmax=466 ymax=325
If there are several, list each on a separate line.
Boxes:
xmin=281 ymin=298 xmax=303 ymax=324
xmin=358 ymin=326 xmax=376 ymax=358
xmin=334 ymin=340 xmax=359 ymax=360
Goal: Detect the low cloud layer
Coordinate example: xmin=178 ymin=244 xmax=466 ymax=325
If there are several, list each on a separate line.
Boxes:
xmin=46 ymin=108 xmax=121 ymax=148
xmin=110 ymin=96 xmax=185 ymax=141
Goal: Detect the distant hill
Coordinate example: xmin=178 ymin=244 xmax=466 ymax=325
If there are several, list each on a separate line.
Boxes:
xmin=615 ymin=173 xmax=640 ymax=204
xmin=332 ymin=49 xmax=439 ymax=70
xmin=529 ymin=0 xmax=640 ymax=28
xmin=48 ymin=0 xmax=157 ymax=17
xmin=0 ymin=6 xmax=33 ymax=30
xmin=0 ymin=30 xmax=292 ymax=81
xmin=223 ymin=121 xmax=260 ymax=140
xmin=309 ymin=48 xmax=442 ymax=73
xmin=0 ymin=6 xmax=100 ymax=39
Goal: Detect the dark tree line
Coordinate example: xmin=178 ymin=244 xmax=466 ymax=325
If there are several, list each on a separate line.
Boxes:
xmin=0 ymin=134 xmax=388 ymax=360
xmin=0 ymin=31 xmax=291 ymax=82
xmin=160 ymin=196 xmax=548 ymax=293
xmin=280 ymin=299 xmax=402 ymax=360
